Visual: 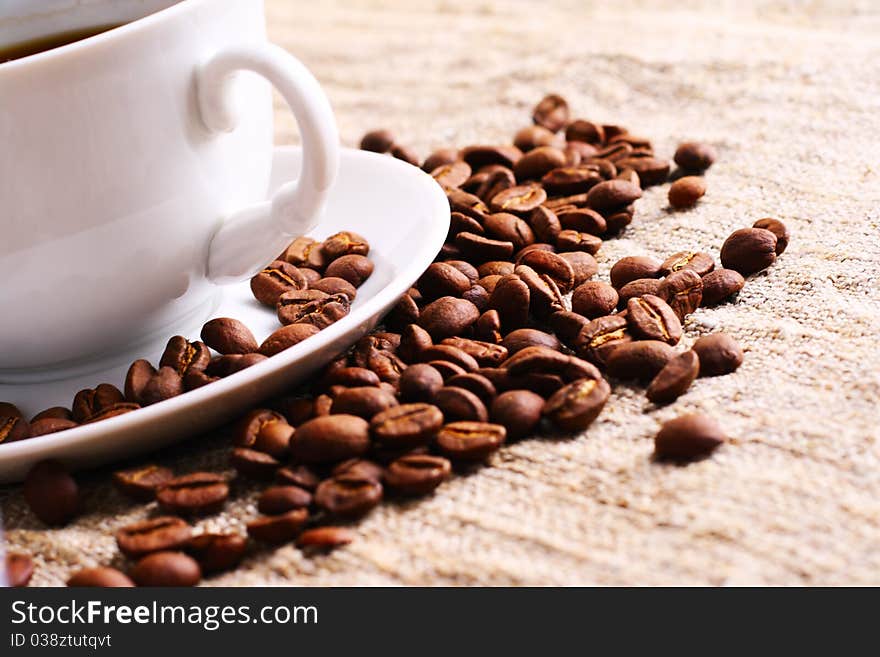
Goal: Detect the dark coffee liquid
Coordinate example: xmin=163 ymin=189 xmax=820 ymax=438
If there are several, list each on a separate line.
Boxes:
xmin=0 ymin=24 xmax=123 ymax=64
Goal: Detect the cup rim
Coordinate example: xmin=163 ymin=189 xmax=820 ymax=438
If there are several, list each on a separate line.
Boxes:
xmin=0 ymin=0 xmax=211 ymax=72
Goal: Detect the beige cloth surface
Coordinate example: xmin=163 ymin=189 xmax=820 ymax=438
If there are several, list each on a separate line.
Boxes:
xmin=3 ymin=0 xmax=880 ymax=585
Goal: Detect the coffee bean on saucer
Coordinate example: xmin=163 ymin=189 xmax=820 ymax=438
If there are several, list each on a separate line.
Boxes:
xmin=654 ymin=413 xmax=726 ymax=460
xmin=6 ymin=553 xmax=34 ymax=587
xmin=259 ymin=323 xmax=321 ymax=357
xmin=668 ymin=176 xmax=706 ymax=209
xmin=290 ymin=415 xmax=370 ymax=463
xmin=156 ymin=472 xmax=229 ymax=516
xmin=67 ymin=567 xmax=134 ymax=587
xmin=130 ymin=551 xmax=201 ymax=587
xmin=30 ymin=406 xmax=72 ymax=423
xmin=201 ymin=318 xmax=258 ymax=355
xmin=720 ymin=227 xmax=778 ymax=275
xmin=297 ymin=526 xmax=356 ymax=550
xmin=283 ymin=237 xmax=328 ymax=271
xmin=543 ymin=377 xmax=611 ymax=432
xmin=315 ymin=475 xmax=383 ymax=517
xmin=310 ymin=276 xmax=358 ymax=301
xmin=322 ymin=231 xmax=370 ymax=260
xmin=250 ymin=260 xmax=308 ymax=307
xmin=700 ymin=269 xmax=745 ymax=306
xmin=116 ymin=517 xmax=192 ymax=558
xmin=24 ymin=459 xmax=78 ymax=526
xmin=257 ymin=486 xmax=312 ymax=515
xmin=360 ymin=129 xmax=395 ymax=153
xmin=646 ymin=350 xmax=700 ymax=404
xmin=605 ymin=341 xmax=676 ymax=381
xmin=204 ymin=353 xmax=267 ymax=377
xmin=626 ymin=294 xmax=682 ymax=345
xmin=325 ymin=254 xmax=373 ymax=287
xmin=113 ymin=464 xmax=174 ymax=501
xmin=138 ymin=367 xmax=184 ymax=406
xmin=674 ymin=142 xmax=716 ymax=172
xmin=72 ymin=384 xmax=124 ymax=423
xmin=0 ymin=414 xmax=30 ymax=443
xmin=572 ymin=281 xmax=618 ymax=318
xmin=610 ymin=256 xmax=662 ymax=289
xmin=125 ymin=360 xmax=156 ymax=403
xmin=692 ymin=332 xmax=743 ymax=376
xmin=82 ymin=403 xmax=140 ymax=424
xmin=184 ymin=533 xmax=247 ymax=574
xmin=435 ymin=421 xmax=506 ymax=461
xmin=532 ymin=94 xmax=570 ymax=132
xmin=29 ymin=417 xmax=77 ymax=437
xmin=752 ymin=218 xmax=789 ymax=254
xmin=160 ymin=336 xmax=212 ymax=376
xmin=658 ymin=269 xmax=703 ymax=319
xmin=490 ymin=390 xmax=545 ymax=440
xmin=383 ymin=454 xmax=451 ymax=496
xmin=277 ymin=290 xmax=350 ymax=328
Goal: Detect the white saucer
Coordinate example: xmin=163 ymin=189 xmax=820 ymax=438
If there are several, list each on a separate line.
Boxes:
xmin=0 ymin=146 xmax=449 ymax=483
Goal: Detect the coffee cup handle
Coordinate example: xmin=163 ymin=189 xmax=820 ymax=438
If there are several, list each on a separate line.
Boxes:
xmin=197 ymin=44 xmax=339 ymax=284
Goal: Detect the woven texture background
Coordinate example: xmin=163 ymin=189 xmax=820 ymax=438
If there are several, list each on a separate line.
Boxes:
xmin=3 ymin=0 xmax=879 ymax=585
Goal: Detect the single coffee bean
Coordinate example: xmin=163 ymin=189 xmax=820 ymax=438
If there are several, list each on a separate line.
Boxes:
xmin=646 ymin=350 xmax=700 ymax=404
xmin=489 ymin=274 xmax=530 ymax=329
xmin=277 ymin=290 xmax=350 ymax=328
xmin=131 ymin=551 xmax=201 ymax=587
xmin=322 ymin=230 xmax=370 ymax=260
xmin=312 ymin=276 xmax=359 ymax=301
xmin=290 ymin=415 xmax=370 ymax=463
xmin=660 ymin=251 xmax=715 ymax=277
xmin=502 ymin=328 xmax=560 ymax=355
xmin=297 ymin=526 xmax=356 ymax=550
xmin=321 ymin=366 xmax=381 ymax=389
xmin=247 ymin=508 xmax=309 ymax=544
xmin=674 ymin=142 xmax=716 ymax=172
xmin=720 ymin=227 xmax=778 ymax=275
xmin=371 ymin=403 xmax=444 ymax=448
xmin=230 ymin=447 xmax=280 ymax=479
xmin=504 ymin=346 xmax=600 ymax=383
xmin=478 ymin=261 xmax=514 ymax=278
xmin=259 ymin=323 xmax=321 ymax=357
xmin=24 ymin=459 xmax=78 ymax=526
xmin=333 ymin=458 xmax=384 ymax=482
xmin=360 ymin=129 xmax=394 ymax=153
xmin=575 ymin=315 xmax=632 ymax=366
xmin=67 ymin=567 xmax=134 ymax=587
xmin=455 ymin=231 xmax=515 ymax=262
xmin=463 ymin=282 xmax=488 ymax=311
xmin=616 ymin=167 xmax=640 ymax=186
xmin=490 ymin=390 xmax=545 ymax=440
xmin=544 ymin=192 xmax=590 ymax=211
xmin=513 ymin=146 xmax=566 ymax=181
xmin=446 ymin=373 xmax=497 ymax=405
xmin=419 ymin=262 xmax=472 ymax=299
xmin=517 ymin=249 xmax=575 ymax=293
xmin=532 ymin=94 xmax=569 ymax=132
xmin=282 ymin=236 xmax=328 ymax=271
xmin=609 ymin=256 xmax=663 ymax=289
xmin=384 ymin=454 xmax=451 ymax=496
xmin=558 ymin=251 xmax=598 ymax=286
xmin=543 ymin=377 xmax=611 ymax=432
xmin=185 ymin=533 xmax=247 ymax=573
xmin=30 ymin=406 xmax=72 ymax=423
xmin=753 ymin=218 xmax=789 ymax=254
xmin=434 ymin=386 xmax=489 ymax=422
xmin=72 ymin=383 xmax=124 ymax=423
xmin=138 ymin=366 xmax=184 ymax=406
xmin=692 ymin=332 xmax=744 ymax=376
xmin=419 ymin=296 xmax=480 ymax=340
xmin=435 ymin=421 xmax=506 ymax=461
xmin=557 ymin=208 xmax=606 ymax=235
xmin=484 ymin=212 xmax=536 ymax=250
xmin=565 ymin=140 xmax=599 ymax=161
xmin=541 ymin=166 xmax=602 ymax=195
xmin=659 ymin=269 xmax=704 ymax=320
xmin=200 ymin=318 xmax=258 ymax=354
xmin=572 ymin=281 xmax=619 ymax=319
xmin=423 ymin=147 xmax=459 ymax=172
xmin=514 ymin=125 xmax=561 ymax=152
xmin=156 ymin=472 xmax=229 ymax=516
xmin=331 ymin=387 xmax=399 ymax=420
xmin=6 ymin=553 xmax=34 ymax=587
xmin=204 ymin=353 xmax=267 ymax=378
xmin=474 ymin=166 xmax=517 ymax=203
xmin=514 ymin=264 xmax=565 ymax=317
xmin=391 ymin=143 xmax=420 ymax=166
xmin=556 ymin=230 xmax=602 ymax=254
xmin=700 ymin=268 xmax=745 ymax=306
xmin=605 ymin=210 xmax=634 ymax=234
xmin=605 ymin=341 xmax=676 ymax=381
xmin=490 ymin=184 xmax=547 ymax=214
xmin=325 ymin=254 xmax=374 ymax=287
xmin=251 ymin=260 xmax=307 ymax=307
xmin=398 ymin=364 xmax=444 ymax=403
xmin=460 ymin=144 xmax=522 ymax=170
xmin=113 ymin=464 xmax=175 ymax=502
xmin=614 ymin=156 xmax=669 ymax=186
xmin=668 ymin=176 xmax=706 ymax=209
xmin=585 ymin=180 xmax=642 ymax=212
xmin=440 ymin=337 xmax=509 ymax=367
xmin=160 ymin=336 xmax=212 ymax=377
xmin=315 ymin=474 xmax=383 ymax=517
xmin=565 ymin=119 xmax=604 ymax=144
xmin=367 ymin=350 xmax=407 ymax=384
xmin=419 ymin=345 xmax=479 ymax=372
xmin=529 ymin=206 xmax=562 ymax=243
xmin=299 ymin=267 xmax=322 ymax=285
xmin=124 ymin=360 xmax=156 ymax=403
xmin=474 ymin=309 xmax=503 ymax=343
xmin=548 ymin=311 xmax=589 ymax=345
xmin=29 ymin=417 xmax=77 ymax=437
xmin=257 ymin=485 xmax=312 ymax=515
xmin=116 ymin=516 xmax=192 ymax=558
xmin=398 ymin=324 xmax=433 ymax=363
xmin=618 ymin=278 xmax=664 ymax=306
xmin=447 ymin=188 xmax=490 ymax=221
xmin=655 ymin=413 xmax=725 ymax=460
xmin=276 ymin=464 xmax=321 ymax=490
xmin=235 ymin=409 xmax=293 ymax=458
xmin=626 ymin=295 xmax=682 ymax=345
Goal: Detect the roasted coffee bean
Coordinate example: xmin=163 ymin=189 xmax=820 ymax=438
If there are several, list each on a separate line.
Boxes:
xmin=556 ymin=230 xmax=602 ymax=255
xmin=692 ymin=333 xmax=743 ymax=376
xmin=616 ymin=167 xmax=640 ymax=186
xmin=391 ymin=143 xmax=420 ymax=166
xmin=446 ymin=373 xmax=497 ymax=405
xmin=419 ymin=297 xmax=480 ymax=340
xmin=489 ymin=274 xmax=530 ymax=329
xmin=660 ymin=251 xmax=715 ymax=277
xmin=384 ymin=454 xmax=451 ymax=496
xmin=529 ymin=206 xmax=561 ymax=243
xmin=282 ymin=237 xmax=328 ymax=271
xmin=753 ymin=218 xmax=789 ymax=254
xmin=532 ymin=94 xmax=569 ymax=132
xmin=565 ymin=140 xmax=599 ymax=162
xmin=360 ymin=129 xmax=395 ymax=153
xmin=513 ymin=146 xmax=566 ymax=181
xmin=549 ymin=311 xmax=590 ymax=345
xmin=514 ymin=125 xmax=561 ymax=152
xmin=575 ymin=315 xmax=632 ymax=366
xmin=455 ymin=231 xmax=515 ymax=262
xmin=116 ymin=517 xmax=192 ymax=558
xmin=585 ymin=180 xmax=642 ymax=212
xmin=204 ymin=353 xmax=267 ymax=377
xmin=460 ymin=144 xmax=523 ymax=169
xmin=445 ymin=260 xmax=480 ymax=283
xmin=434 ymin=387 xmax=489 ymax=422
xmin=420 ymin=345 xmax=479 ymax=372
xmin=565 ymin=119 xmax=604 ymax=144
xmin=398 ymin=364 xmax=444 ymax=403
xmin=399 ymin=324 xmax=433 ymax=363
xmin=24 ymin=459 xmax=78 ymax=526
xmin=123 ymin=360 xmax=154 ymax=403
xmin=30 ymin=406 xmax=72 ymax=423
xmin=371 ymin=403 xmax=444 ymax=448
xmin=423 ymin=147 xmax=459 ymax=172
xmin=655 ymin=413 xmax=726 ymax=460
xmin=247 ymin=508 xmax=309 ymax=544
xmin=515 ymin=264 xmax=566 ymax=317
xmin=324 ymin=254 xmax=373 ymax=287
xmin=257 ymin=486 xmax=312 ymax=515
xmin=609 ymin=255 xmax=663 ymax=289
xmin=502 ymin=328 xmax=560 ymax=355
xmin=541 ymin=166 xmax=602 ymax=195
xmin=72 ymin=383 xmax=124 ymax=423
xmin=67 ymin=567 xmax=134 ymax=587
xmin=321 ymin=366 xmax=381 ymax=389
xmin=367 ymin=350 xmax=407 ymax=384
xmin=646 ymin=350 xmax=700 ymax=404
xmin=490 ymin=184 xmax=547 ymax=214
xmin=251 ymin=260 xmax=307 ymax=307
xmin=230 ymin=447 xmax=280 ymax=479
xmin=504 ymin=346 xmax=600 ymax=383
xmin=441 ymin=337 xmax=508 ymax=367
xmin=315 ymin=474 xmax=383 ymax=517
xmin=435 ymin=421 xmax=506 ymax=461
xmin=449 ymin=211 xmax=484 ymax=237
xmin=474 ymin=309 xmax=503 ymax=343
xmin=605 ymin=210 xmax=634 ymax=234
xmin=6 ymin=553 xmax=34 ymax=587
xmin=505 ymin=373 xmax=565 ymax=398
xmin=557 ymin=208 xmax=606 ymax=236
xmin=419 ymin=262 xmax=472 ymax=299
xmin=572 ymin=281 xmax=619 ymax=319
xmin=543 ymin=377 xmax=611 ymax=432
xmin=720 ymin=227 xmax=778 ymax=275
xmin=618 ymin=278 xmax=664 ymax=306
xmin=490 ymin=390 xmax=545 ymax=440
xmin=131 ymin=551 xmax=201 ymax=587
xmin=558 ymin=251 xmax=598 ymax=286
xmin=700 ymin=268 xmax=745 ymax=306
xmin=312 ymin=276 xmax=358 ymax=302
xmin=517 ymin=249 xmax=575 ymax=293
xmin=674 ymin=142 xmax=716 ymax=172
xmin=299 ymin=267 xmax=322 ymax=285
xmin=276 ymin=464 xmax=321 ymax=490
xmin=277 ymin=290 xmax=350 ymax=328
xmin=659 ymin=269 xmax=704 ymax=319
xmin=235 ymin=409 xmax=293 ymax=458
xmin=290 ymin=415 xmax=370 ymax=463
xmin=259 ymin=323 xmax=321 ymax=357
xmin=474 ymin=166 xmax=517 ymax=203
xmin=322 ymin=231 xmax=370 ymax=260
xmin=627 ymin=295 xmax=682 ymax=345
xmin=185 ymin=533 xmax=247 ymax=573
xmin=113 ymin=464 xmax=175 ymax=502
xmin=138 ymin=366 xmax=184 ymax=406
xmin=385 ymin=293 xmax=420 ymax=330
xmin=156 ymin=473 xmax=229 ymax=516
xmin=614 ymin=156 xmax=669 ymax=186
xmin=331 ymin=387 xmax=399 ymax=419
xmin=297 ymin=526 xmax=356 ymax=549
xmin=447 ymin=188 xmax=490 ymax=221
xmin=605 ymin=341 xmax=675 ymax=381
xmin=28 ymin=417 xmax=77 ymax=437
xmin=82 ymin=402 xmax=140 ymax=424
xmin=484 ymin=213 xmax=535 ymax=250
xmin=668 ymin=176 xmax=706 ymax=209
xmin=515 ymin=242 xmax=556 ymax=259
xmin=159 ymin=337 xmax=211 ymax=379
xmin=333 ymin=458 xmax=384 ymax=482
xmin=199 ymin=318 xmax=259 ymax=355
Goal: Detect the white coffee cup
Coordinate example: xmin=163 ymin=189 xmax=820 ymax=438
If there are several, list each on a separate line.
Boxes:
xmin=0 ymin=0 xmax=339 ymax=378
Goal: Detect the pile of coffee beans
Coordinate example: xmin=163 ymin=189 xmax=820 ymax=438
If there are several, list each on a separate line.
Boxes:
xmin=3 ymin=94 xmax=789 ymax=586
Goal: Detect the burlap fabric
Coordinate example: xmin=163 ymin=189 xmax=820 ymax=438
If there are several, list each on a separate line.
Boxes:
xmin=3 ymin=0 xmax=879 ymax=586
